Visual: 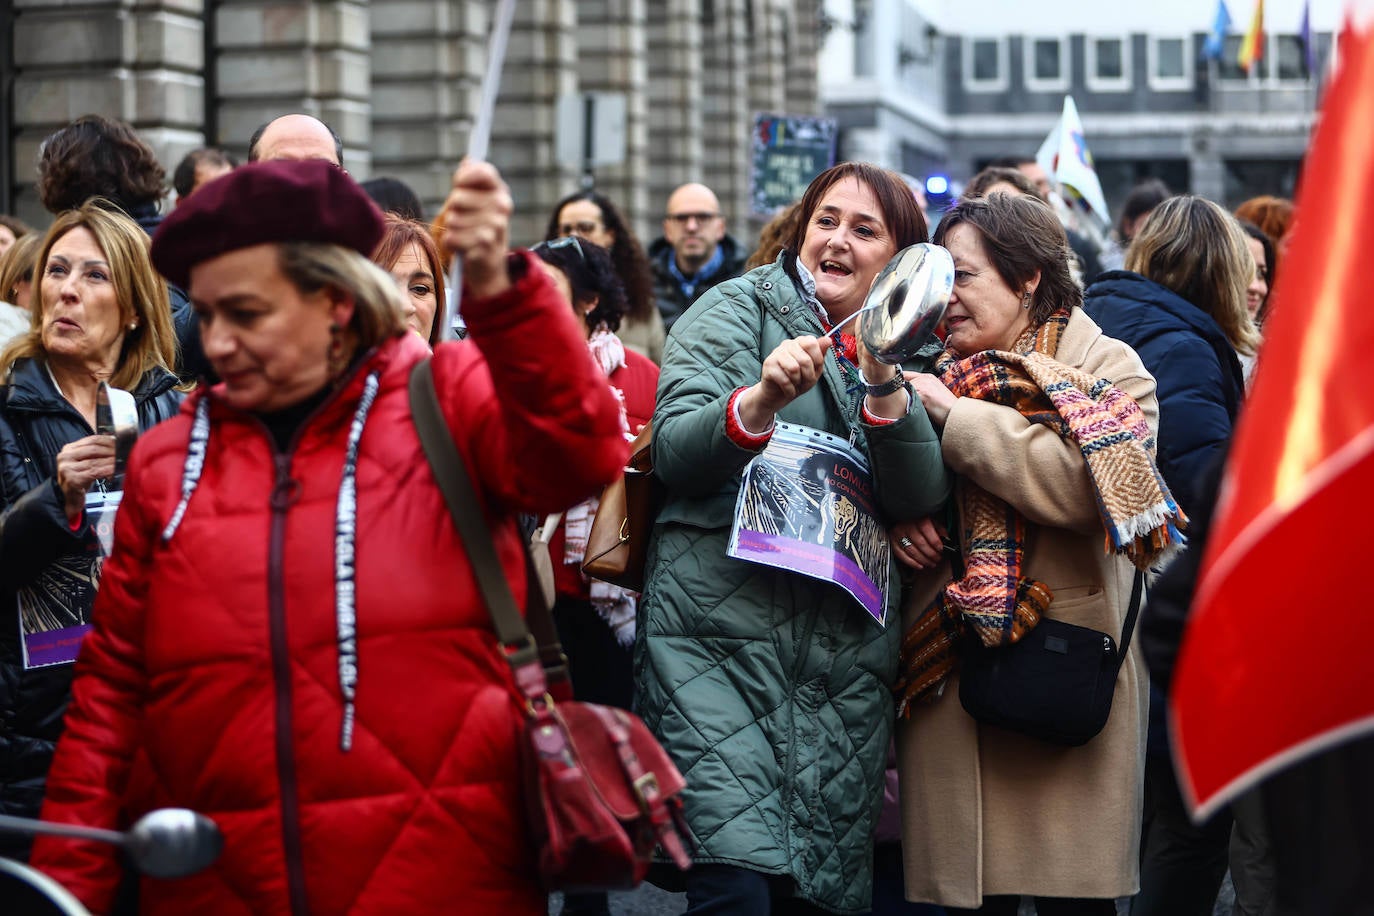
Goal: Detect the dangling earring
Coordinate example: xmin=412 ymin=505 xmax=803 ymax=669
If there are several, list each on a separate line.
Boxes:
xmin=327 ymin=322 xmax=346 ymax=378
xmin=1021 ymin=290 xmax=1033 ymax=309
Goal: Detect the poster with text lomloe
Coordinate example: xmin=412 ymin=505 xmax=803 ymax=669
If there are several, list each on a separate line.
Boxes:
xmin=729 ymin=423 xmax=890 ymax=625
xmin=17 ymin=489 xmax=120 ymax=669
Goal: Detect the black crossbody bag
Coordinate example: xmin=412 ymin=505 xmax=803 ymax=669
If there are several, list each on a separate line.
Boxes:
xmin=958 ymin=571 xmax=1144 ymax=747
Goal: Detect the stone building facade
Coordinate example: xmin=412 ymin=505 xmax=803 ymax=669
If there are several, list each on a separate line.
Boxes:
xmin=1 ymin=0 xmax=821 ymax=245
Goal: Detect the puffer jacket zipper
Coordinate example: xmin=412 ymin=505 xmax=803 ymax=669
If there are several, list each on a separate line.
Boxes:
xmin=268 ymin=449 xmax=310 ymax=916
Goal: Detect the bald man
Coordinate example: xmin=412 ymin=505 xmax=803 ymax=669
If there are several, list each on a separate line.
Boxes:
xmin=648 ymin=182 xmax=746 ymax=331
xmin=248 ymin=114 xmax=343 ymax=166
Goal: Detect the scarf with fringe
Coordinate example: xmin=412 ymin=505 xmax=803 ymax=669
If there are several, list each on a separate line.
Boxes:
xmin=895 ymin=309 xmax=1185 ymax=714
xmin=560 ymin=324 xmax=637 ymax=646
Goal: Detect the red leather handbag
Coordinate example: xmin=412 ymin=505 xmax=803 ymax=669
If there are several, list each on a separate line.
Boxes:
xmin=409 ymin=360 xmax=692 ymax=890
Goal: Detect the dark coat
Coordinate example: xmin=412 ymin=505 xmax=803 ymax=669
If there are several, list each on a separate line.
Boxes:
xmin=1083 ymin=270 xmax=1244 ymax=519
xmin=0 ymin=357 xmax=181 ymax=844
xmin=648 ymin=233 xmax=747 ymax=330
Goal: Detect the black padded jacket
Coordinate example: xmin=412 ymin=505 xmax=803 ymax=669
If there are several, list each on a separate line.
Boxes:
xmin=0 ymin=357 xmax=181 ymax=852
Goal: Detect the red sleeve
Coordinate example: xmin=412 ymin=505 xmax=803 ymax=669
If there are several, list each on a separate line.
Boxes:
xmin=31 ymin=448 xmax=158 ymax=913
xmin=434 ymin=249 xmax=630 ymax=515
xmin=725 ymin=386 xmax=773 ymax=449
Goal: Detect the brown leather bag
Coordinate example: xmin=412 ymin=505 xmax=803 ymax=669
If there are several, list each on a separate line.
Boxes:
xmin=580 ymin=421 xmax=661 ymax=592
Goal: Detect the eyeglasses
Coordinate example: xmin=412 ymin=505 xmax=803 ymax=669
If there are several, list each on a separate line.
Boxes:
xmin=538 ymin=236 xmax=586 ymax=262
xmin=666 ymin=211 xmax=719 ymax=226
xmin=558 ymin=220 xmax=602 ymax=237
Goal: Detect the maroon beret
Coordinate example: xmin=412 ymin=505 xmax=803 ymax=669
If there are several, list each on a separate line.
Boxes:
xmin=151 ymin=159 xmax=386 ymax=290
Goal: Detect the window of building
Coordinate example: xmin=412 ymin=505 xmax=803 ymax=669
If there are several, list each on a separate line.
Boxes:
xmin=1274 ymin=34 xmax=1308 ymax=80
xmin=1086 ymin=36 xmax=1131 ymax=91
xmin=1148 ymin=36 xmax=1191 ymax=90
xmin=1217 ymin=34 xmax=1249 ymax=80
xmin=964 ymin=36 xmax=1008 ymax=91
xmin=1025 ymin=36 xmax=1069 ymax=92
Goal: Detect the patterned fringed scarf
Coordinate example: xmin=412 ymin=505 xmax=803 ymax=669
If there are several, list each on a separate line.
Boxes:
xmin=561 ymin=324 xmax=639 ymax=646
xmin=895 ymin=309 xmax=1186 ymax=715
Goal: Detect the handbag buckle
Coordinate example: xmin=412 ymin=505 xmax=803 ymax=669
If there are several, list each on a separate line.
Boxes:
xmin=618 ymin=518 xmax=631 ymax=544
xmin=525 ymin=692 xmax=555 ymax=716
xmin=632 ymin=772 xmax=660 ymax=814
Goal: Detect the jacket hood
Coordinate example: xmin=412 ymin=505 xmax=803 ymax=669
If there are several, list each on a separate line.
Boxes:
xmin=1083 ymin=270 xmax=1234 ymax=350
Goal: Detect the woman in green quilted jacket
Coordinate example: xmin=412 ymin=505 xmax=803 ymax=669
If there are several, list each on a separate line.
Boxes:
xmin=635 ymin=162 xmax=951 ymax=915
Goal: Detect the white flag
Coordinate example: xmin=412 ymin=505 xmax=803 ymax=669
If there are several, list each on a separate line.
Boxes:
xmin=1035 ymin=119 xmax=1059 ymax=185
xmin=1054 ymin=96 xmax=1110 ymax=224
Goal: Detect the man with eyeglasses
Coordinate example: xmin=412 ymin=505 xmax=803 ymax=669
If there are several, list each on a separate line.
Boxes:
xmin=648 ymin=182 xmax=746 ymax=331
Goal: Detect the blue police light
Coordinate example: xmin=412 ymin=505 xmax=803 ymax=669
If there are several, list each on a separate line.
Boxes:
xmin=925 ymin=175 xmax=949 ymax=196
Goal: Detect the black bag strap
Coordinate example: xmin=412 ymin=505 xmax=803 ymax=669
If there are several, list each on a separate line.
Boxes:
xmin=408 ymin=359 xmax=566 ymax=678
xmin=1114 ymin=569 xmax=1146 ymax=671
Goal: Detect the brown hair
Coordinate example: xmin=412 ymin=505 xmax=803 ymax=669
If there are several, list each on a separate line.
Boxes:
xmin=1233 ymin=196 xmax=1293 ymax=247
xmin=1 ymin=201 xmax=178 ymax=388
xmin=38 ymin=115 xmax=167 ymax=216
xmin=543 ymin=190 xmax=656 ymax=323
xmin=1126 ymin=196 xmax=1261 ymax=356
xmin=785 ymin=162 xmax=928 ymax=259
xmin=745 ymin=202 xmax=804 ymax=271
xmin=933 ymin=194 xmax=1081 ymax=325
xmin=0 ymin=215 xmax=33 ymax=240
xmin=962 ymin=167 xmax=1040 ymax=201
xmin=0 ymin=234 xmax=42 ymax=305
xmin=371 ymin=215 xmax=446 ymax=346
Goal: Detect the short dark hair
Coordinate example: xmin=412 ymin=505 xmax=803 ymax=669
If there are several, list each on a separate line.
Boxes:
xmin=1118 ymin=179 xmax=1172 ymax=243
xmin=543 ymin=190 xmax=655 ymax=323
xmin=247 ymin=116 xmax=344 ymax=165
xmin=38 ymin=115 xmax=166 ymax=215
xmin=962 ymin=167 xmax=1040 ymax=201
xmin=934 ymin=194 xmax=1081 ymax=325
xmin=361 ymin=177 xmax=424 ymax=222
xmin=533 ymin=237 xmax=630 ymax=334
xmin=785 ymin=162 xmax=928 ymax=261
xmin=172 ymin=148 xmax=238 ymax=199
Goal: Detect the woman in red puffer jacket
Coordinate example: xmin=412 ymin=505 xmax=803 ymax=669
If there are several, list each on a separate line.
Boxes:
xmin=30 ymin=159 xmax=627 ymax=915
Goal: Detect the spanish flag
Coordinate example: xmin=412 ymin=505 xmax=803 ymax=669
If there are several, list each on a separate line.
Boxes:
xmin=1238 ymin=0 xmax=1265 ymax=72
xmin=1173 ymin=18 xmax=1374 ymax=818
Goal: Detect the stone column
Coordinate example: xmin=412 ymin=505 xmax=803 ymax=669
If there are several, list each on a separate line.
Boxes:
xmin=645 ymin=0 xmax=703 ymax=233
xmin=368 ymin=0 xmax=485 ymax=217
xmin=785 ymin=0 xmax=821 ymax=117
xmin=214 ymin=0 xmax=371 ymax=173
xmin=493 ymin=0 xmax=576 ymax=246
xmin=8 ymin=0 xmax=206 ymax=225
xmin=570 ymin=0 xmax=650 ymax=235
xmin=701 ymin=0 xmax=750 ymax=240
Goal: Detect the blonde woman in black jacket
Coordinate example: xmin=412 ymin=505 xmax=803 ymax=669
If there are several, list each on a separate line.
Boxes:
xmin=0 ymin=202 xmax=182 ymax=858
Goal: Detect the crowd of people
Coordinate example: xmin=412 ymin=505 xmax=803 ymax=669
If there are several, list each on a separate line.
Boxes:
xmin=0 ymin=109 xmax=1321 ymax=916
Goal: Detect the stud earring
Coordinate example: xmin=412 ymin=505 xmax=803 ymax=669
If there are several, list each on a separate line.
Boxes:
xmin=127 ymin=322 xmax=138 ymax=331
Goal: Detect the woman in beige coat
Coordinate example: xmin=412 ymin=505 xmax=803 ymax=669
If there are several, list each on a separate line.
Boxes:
xmin=890 ymin=194 xmax=1177 ymax=915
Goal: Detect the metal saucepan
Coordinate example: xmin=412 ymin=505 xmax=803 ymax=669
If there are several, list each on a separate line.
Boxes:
xmin=856 ymin=242 xmax=955 ymax=366
xmin=96 ymin=382 xmax=139 ymax=480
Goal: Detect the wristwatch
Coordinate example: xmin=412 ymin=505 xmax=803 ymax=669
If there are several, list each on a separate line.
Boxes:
xmin=862 ymin=366 xmax=909 ymax=398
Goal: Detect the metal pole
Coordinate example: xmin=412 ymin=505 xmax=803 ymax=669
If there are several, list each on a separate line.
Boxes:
xmin=441 ymin=0 xmax=518 ymax=342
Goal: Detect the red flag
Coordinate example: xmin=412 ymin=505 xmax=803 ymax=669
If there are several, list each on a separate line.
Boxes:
xmin=1172 ymin=18 xmax=1374 ymax=819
